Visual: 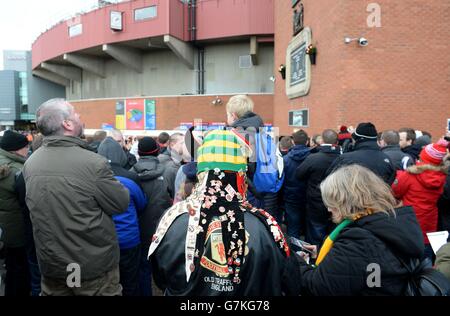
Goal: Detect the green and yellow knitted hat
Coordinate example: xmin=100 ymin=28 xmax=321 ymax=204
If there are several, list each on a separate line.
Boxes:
xmin=197 ymin=130 xmax=250 ymax=174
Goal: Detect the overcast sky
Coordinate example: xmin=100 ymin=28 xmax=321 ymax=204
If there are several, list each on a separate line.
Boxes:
xmin=0 ymin=0 xmax=112 ymax=69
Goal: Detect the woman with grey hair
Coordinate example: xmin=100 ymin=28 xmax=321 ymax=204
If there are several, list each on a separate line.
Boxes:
xmin=283 ymin=164 xmax=425 ymax=295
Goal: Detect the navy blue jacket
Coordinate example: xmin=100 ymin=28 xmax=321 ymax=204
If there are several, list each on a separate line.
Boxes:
xmin=283 ymin=145 xmax=311 ymax=202
xmin=113 ymin=176 xmax=147 ymax=249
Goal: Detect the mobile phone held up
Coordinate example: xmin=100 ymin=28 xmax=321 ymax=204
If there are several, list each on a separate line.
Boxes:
xmin=289 ymin=236 xmax=313 ymax=254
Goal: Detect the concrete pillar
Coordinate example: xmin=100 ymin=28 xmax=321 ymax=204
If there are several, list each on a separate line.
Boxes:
xmin=250 ymin=36 xmax=259 ymax=66
xmin=32 ymin=69 xmax=70 ymax=87
xmin=63 ymin=53 xmax=106 ymax=78
xmin=102 ymin=44 xmax=143 ymax=73
xmin=164 ymin=35 xmax=195 ymax=69
xmin=41 ymin=62 xmax=82 ymax=82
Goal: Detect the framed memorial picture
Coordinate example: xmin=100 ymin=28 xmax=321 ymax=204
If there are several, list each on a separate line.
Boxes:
xmin=289 ymin=109 xmax=309 ymax=127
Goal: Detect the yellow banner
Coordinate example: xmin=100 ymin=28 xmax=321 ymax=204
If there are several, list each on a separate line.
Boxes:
xmin=115 ymin=115 xmax=125 ymax=130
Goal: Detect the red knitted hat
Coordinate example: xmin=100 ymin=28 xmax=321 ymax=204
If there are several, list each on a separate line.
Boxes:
xmin=419 ymin=139 xmax=449 ymax=165
xmin=340 ymin=125 xmax=348 ymax=133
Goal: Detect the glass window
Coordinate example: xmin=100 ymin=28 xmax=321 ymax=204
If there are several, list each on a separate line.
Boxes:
xmin=134 ymin=6 xmax=157 ymax=21
xmin=69 ymin=24 xmax=83 ymax=37
xmin=19 ymin=72 xmax=27 ymax=79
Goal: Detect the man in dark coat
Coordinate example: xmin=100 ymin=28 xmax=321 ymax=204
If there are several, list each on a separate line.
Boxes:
xmin=380 ymin=130 xmax=413 ymax=171
xmin=109 ymin=129 xmax=137 ymax=169
xmin=157 ymin=132 xmax=170 ymax=155
xmin=158 ymin=132 xmax=187 ymax=200
xmin=0 ymin=131 xmax=31 ymax=296
xmin=327 ymin=122 xmax=396 ymax=185
xmin=399 ymin=127 xmax=421 ymax=162
xmin=89 ymin=130 xmax=107 ymax=153
xmin=23 ymin=99 xmax=129 ymax=296
xmin=130 ymin=136 xmax=172 ymax=296
xmin=283 ymin=130 xmax=310 ymax=238
xmin=296 ymin=129 xmax=340 ymax=246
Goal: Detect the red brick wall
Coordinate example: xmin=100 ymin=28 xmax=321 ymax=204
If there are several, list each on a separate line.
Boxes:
xmin=72 ymin=94 xmax=274 ymax=130
xmin=274 ymin=0 xmax=450 ymax=140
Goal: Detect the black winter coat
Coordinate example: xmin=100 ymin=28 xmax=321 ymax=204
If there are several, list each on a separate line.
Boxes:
xmin=130 ymin=156 xmax=172 ymax=247
xmin=284 ymin=206 xmax=424 ymax=296
xmin=327 ymin=140 xmax=396 ymax=185
xmin=402 ymin=144 xmax=421 ymax=162
xmin=381 ymin=145 xmax=413 ymax=171
xmin=296 ymin=145 xmax=340 ymax=221
xmin=151 ymin=212 xmax=288 ymax=296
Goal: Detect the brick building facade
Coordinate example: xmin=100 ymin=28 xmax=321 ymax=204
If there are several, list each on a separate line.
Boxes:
xmin=274 ymin=0 xmax=450 ymax=139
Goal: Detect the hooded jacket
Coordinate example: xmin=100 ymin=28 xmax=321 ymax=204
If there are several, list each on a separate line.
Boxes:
xmin=23 ymin=136 xmax=129 ymax=280
xmin=327 ymin=139 xmax=396 ymax=185
xmin=283 ymin=206 xmax=424 ymax=296
xmin=231 ymin=111 xmax=265 ymax=130
xmin=392 ymin=162 xmax=448 ymax=243
xmin=0 ymin=148 xmax=26 ymax=248
xmin=283 ymin=144 xmax=310 ymax=202
xmin=130 ymin=155 xmax=172 ymax=247
xmin=296 ymin=145 xmax=341 ymax=220
xmin=158 ymin=149 xmax=181 ymax=199
xmin=98 ymin=137 xmax=147 ymax=250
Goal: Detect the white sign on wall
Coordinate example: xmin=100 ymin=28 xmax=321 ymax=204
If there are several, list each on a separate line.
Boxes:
xmin=68 ymin=24 xmax=83 ymax=37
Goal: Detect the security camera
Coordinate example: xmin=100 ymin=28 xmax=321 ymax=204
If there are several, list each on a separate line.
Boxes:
xmin=359 ymin=37 xmax=368 ymax=46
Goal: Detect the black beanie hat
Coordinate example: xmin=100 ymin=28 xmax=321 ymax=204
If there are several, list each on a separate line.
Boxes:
xmin=352 ymin=122 xmax=378 ymax=140
xmin=0 ymin=130 xmax=29 ymax=152
xmin=138 ymin=137 xmax=160 ymax=156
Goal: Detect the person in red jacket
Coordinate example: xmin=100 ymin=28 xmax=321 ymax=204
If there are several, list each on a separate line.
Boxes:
xmin=392 ymin=139 xmax=450 ymax=263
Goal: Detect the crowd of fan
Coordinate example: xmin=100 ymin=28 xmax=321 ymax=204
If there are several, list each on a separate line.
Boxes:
xmin=1 ymin=95 xmax=450 ymax=296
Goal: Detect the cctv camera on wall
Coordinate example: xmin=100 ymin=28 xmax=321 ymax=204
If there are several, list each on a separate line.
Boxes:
xmin=344 ymin=37 xmax=368 ymax=47
xmin=358 ymin=37 xmax=368 ymax=46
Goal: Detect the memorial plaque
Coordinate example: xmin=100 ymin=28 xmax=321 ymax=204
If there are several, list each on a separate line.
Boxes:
xmin=286 ymin=27 xmax=312 ymax=99
xmin=290 ymin=43 xmax=306 ymax=87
